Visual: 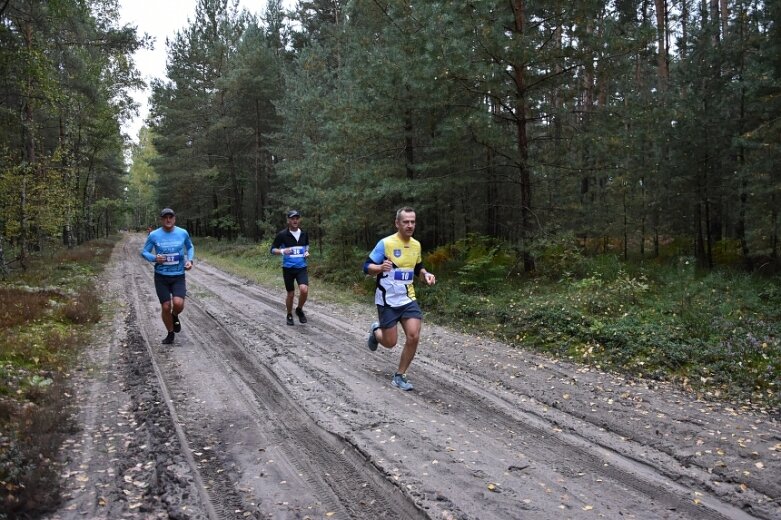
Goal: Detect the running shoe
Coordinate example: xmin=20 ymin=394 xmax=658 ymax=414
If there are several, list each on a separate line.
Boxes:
xmin=172 ymin=313 xmax=181 ymax=333
xmin=286 ymin=313 xmax=294 ymax=326
xmin=162 ymin=331 xmax=175 ymax=345
xmin=295 ymin=307 xmax=307 ymax=324
xmin=391 ymin=373 xmax=413 ymax=391
xmin=367 ymin=322 xmax=380 ymax=351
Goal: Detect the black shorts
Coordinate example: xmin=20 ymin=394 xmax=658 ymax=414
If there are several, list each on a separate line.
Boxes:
xmin=282 ymin=267 xmax=309 ymax=292
xmin=377 ymin=300 xmax=423 ymax=329
xmin=154 ymin=273 xmax=187 ymax=303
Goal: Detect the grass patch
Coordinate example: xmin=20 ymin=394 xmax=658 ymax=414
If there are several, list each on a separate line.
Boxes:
xmin=197 ymin=237 xmax=371 ymax=306
xmin=200 ymin=236 xmax=781 ymax=413
xmin=0 ymin=237 xmax=117 ymax=518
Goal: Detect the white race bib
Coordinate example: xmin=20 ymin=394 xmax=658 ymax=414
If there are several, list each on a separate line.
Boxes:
xmin=162 ymin=253 xmax=181 ymax=266
xmin=287 ymin=246 xmax=306 ymax=258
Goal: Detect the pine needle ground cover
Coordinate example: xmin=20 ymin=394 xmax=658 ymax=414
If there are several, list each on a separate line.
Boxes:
xmin=202 ymin=236 xmax=780 ymax=413
xmin=0 ymin=237 xmax=115 ymax=517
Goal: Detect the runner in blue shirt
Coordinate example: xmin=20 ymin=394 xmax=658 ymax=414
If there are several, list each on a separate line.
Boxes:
xmin=270 ymin=210 xmax=310 ymax=325
xmin=141 ymin=208 xmax=194 ymax=344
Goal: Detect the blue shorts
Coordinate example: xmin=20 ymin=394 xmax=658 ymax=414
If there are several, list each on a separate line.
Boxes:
xmin=154 ymin=274 xmax=187 ymax=303
xmin=377 ymin=300 xmax=423 ymax=329
xmin=282 ymin=267 xmax=309 ymax=292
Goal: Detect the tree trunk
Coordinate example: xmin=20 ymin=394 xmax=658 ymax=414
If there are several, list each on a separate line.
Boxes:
xmin=59 ymin=115 xmax=75 ymax=248
xmin=695 ymin=202 xmax=706 ymax=266
xmin=404 ymin=107 xmax=415 ymax=180
xmin=19 ymin=177 xmax=28 ymax=268
xmin=485 ymin=146 xmax=498 ymax=236
xmin=654 ymin=0 xmax=669 ymax=88
xmin=19 ymin=21 xmax=37 ymax=267
xmin=734 ymin=9 xmax=751 ymax=270
xmin=217 ymin=89 xmax=246 ymax=237
xmin=623 ymin=189 xmax=628 ymax=261
xmin=583 ymin=17 xmax=595 ymax=111
xmin=681 ymin=0 xmax=689 ymax=59
xmin=0 ymin=227 xmax=7 ymax=278
xmin=709 ymin=0 xmax=720 ymax=45
xmin=653 ymin=210 xmax=660 ymax=258
xmin=82 ymin=156 xmax=95 ymax=242
xmin=705 ymin=194 xmax=714 ymax=268
xmin=225 ymin=139 xmax=246 ymax=237
xmin=771 ymin=192 xmax=779 ymax=262
xmin=511 ymin=0 xmax=535 ymax=272
xmin=254 ymin=99 xmax=269 ymax=241
xmin=736 ymin=175 xmax=751 ymax=270
xmin=253 ymin=100 xmax=261 ymax=241
xmin=553 ymin=8 xmax=565 ymax=137
xmin=719 ymin=0 xmax=729 ymax=39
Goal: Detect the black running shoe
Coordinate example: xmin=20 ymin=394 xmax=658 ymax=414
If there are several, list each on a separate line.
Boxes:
xmin=295 ymin=307 xmax=307 ymax=324
xmin=172 ymin=313 xmax=181 ymax=333
xmin=162 ymin=331 xmax=175 ymax=344
xmin=367 ymin=322 xmax=380 ymax=351
xmin=286 ymin=314 xmax=294 ymax=326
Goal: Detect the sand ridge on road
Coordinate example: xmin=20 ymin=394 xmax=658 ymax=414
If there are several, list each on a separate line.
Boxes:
xmin=49 ymin=233 xmax=780 ymax=519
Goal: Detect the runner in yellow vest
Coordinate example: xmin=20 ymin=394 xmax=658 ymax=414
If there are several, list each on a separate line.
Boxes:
xmin=363 ymin=207 xmax=436 ymax=391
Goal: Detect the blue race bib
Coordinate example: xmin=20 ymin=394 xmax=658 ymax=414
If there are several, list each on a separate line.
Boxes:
xmin=392 ymin=269 xmax=414 ymax=284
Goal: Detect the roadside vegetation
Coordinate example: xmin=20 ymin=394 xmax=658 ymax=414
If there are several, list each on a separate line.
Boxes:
xmin=0 ymin=237 xmax=116 ymax=518
xmin=198 ymin=234 xmax=781 ymax=414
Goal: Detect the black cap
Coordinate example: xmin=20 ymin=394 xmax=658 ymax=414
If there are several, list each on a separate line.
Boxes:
xmin=287 ymin=210 xmax=301 ymax=218
xmin=160 ymin=208 xmax=175 ymax=217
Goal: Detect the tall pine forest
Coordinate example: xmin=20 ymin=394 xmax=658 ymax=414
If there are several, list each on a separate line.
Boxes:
xmin=2 ymin=0 xmax=780 ymax=275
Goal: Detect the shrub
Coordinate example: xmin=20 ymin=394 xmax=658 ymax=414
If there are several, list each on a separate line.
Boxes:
xmin=531 ymin=232 xmax=589 ymax=279
xmin=0 ymin=288 xmax=60 ymax=328
xmin=429 ymin=234 xmax=516 ymax=294
xmin=0 ymin=384 xmax=69 ymax=516
xmin=60 ymin=287 xmax=100 ymax=325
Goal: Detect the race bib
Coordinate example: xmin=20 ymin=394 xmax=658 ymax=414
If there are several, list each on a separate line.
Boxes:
xmin=392 ymin=268 xmax=414 ymax=284
xmin=162 ymin=253 xmax=181 ymax=266
xmin=287 ymin=246 xmax=306 ymax=258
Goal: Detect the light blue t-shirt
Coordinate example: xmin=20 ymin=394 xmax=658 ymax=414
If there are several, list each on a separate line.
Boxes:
xmin=141 ymin=226 xmax=194 ymax=276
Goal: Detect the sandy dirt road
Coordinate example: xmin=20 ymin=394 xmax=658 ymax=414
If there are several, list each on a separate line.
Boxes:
xmin=46 ymin=233 xmax=780 ymax=519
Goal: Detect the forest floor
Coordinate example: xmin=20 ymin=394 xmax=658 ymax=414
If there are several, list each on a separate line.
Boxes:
xmin=43 ymin=233 xmax=780 ymax=520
